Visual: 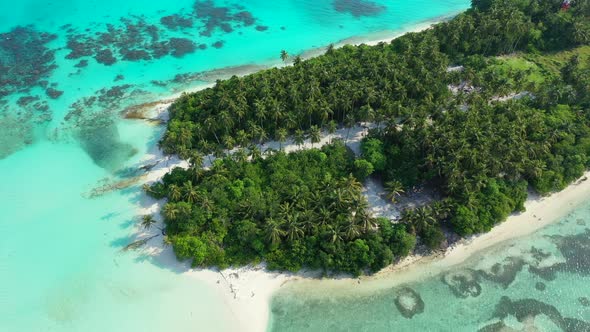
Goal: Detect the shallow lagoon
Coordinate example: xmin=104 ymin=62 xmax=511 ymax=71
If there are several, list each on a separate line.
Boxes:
xmin=269 ymin=200 xmax=590 ymax=331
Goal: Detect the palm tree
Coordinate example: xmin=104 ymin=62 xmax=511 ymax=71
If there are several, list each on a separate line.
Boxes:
xmin=278 ymin=202 xmax=294 ymax=219
xmin=234 ymin=148 xmax=249 ymax=163
xmin=431 ymin=200 xmax=452 ymax=222
xmin=299 ymin=210 xmax=317 ymax=233
xmin=344 ymin=218 xmax=361 ymax=239
xmin=344 ymin=174 xmax=363 ymax=196
xmin=162 ymin=235 xmax=172 ymax=247
xmin=402 ymin=206 xmax=436 ymax=234
xmin=256 ymin=127 xmax=269 ymax=147
xmin=317 ymin=207 xmax=332 ymax=227
xmin=265 ymin=217 xmax=286 ymax=245
xmin=203 ymin=117 xmax=221 ymax=144
xmin=200 ymin=196 xmax=213 ymax=214
xmin=236 ymin=130 xmax=250 ymax=148
xmin=163 ymin=203 xmax=179 ymax=221
xmin=254 ymin=100 xmax=267 ymax=128
xmin=188 ymin=151 xmax=204 ymax=168
xmin=218 ymin=110 xmax=234 ymax=132
xmin=327 ymin=120 xmax=337 ymax=143
xmin=414 ymin=206 xmax=436 ymax=232
xmin=140 ymin=215 xmax=157 ymax=230
xmin=182 ymin=181 xmax=199 ymax=204
xmin=168 ymin=184 xmax=182 ymax=202
xmin=285 ymin=218 xmax=304 ymax=242
xmin=328 ymin=223 xmax=345 ymax=244
xmin=309 ymin=125 xmax=321 ymax=148
xmin=222 ymin=135 xmax=235 ymax=152
xmin=360 ymin=215 xmax=378 ymax=233
xmin=250 ymin=146 xmax=263 ymax=160
xmin=294 ymin=129 xmax=306 ymax=148
xmin=142 ymin=183 xmax=158 ymax=196
xmin=280 ymin=50 xmax=289 ymax=63
xmin=384 ymin=180 xmax=405 ymax=203
xmin=276 ymin=128 xmax=288 ymax=150
xmin=344 ymin=114 xmax=355 ymax=145
xmin=331 ymin=187 xmax=352 ymax=210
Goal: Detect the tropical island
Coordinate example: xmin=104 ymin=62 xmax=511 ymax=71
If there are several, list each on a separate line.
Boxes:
xmin=146 ymin=0 xmax=590 ymax=276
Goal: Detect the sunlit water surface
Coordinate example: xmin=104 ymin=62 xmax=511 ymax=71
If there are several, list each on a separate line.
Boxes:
xmin=270 ymin=201 xmax=590 ymax=331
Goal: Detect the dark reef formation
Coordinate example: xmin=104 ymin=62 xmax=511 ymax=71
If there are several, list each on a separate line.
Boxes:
xmin=45 ymin=87 xmax=64 ymax=99
xmin=160 ymin=14 xmax=194 ymax=30
xmin=0 ymin=26 xmax=58 ymax=99
xmin=65 ymin=17 xmax=200 ymax=64
xmin=442 ymin=269 xmax=482 ymax=298
xmin=0 ymin=27 xmax=56 ymax=159
xmin=393 ymin=287 xmax=425 ymax=319
xmin=61 ymin=1 xmax=264 ymax=67
xmin=477 ymin=257 xmax=526 ymax=288
xmin=527 ymin=229 xmax=590 ymax=280
xmin=333 ymin=0 xmax=386 ymax=18
xmin=553 ymin=229 xmax=590 ymax=275
xmin=194 ymin=0 xmax=257 ymax=36
xmin=480 ymin=296 xmax=590 ymax=332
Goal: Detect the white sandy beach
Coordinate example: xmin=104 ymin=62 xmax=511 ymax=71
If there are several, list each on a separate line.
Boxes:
xmin=129 ymin=20 xmax=590 ymax=332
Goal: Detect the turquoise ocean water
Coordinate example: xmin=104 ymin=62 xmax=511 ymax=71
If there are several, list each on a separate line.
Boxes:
xmin=0 ymin=1 xmax=477 ymax=331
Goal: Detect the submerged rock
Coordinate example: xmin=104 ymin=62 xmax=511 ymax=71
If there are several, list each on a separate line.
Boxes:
xmin=46 ymin=87 xmax=64 ymax=99
xmin=442 ymin=269 xmax=482 ymax=298
xmin=333 ymin=0 xmax=386 ymax=18
xmin=194 ymin=1 xmax=259 ymax=37
xmin=554 ymin=229 xmax=590 ymax=275
xmin=0 ymin=26 xmax=58 ymax=97
xmin=477 ymin=257 xmax=525 ymax=288
xmin=528 ymin=264 xmax=563 ymax=281
xmin=160 ymin=14 xmax=194 ymax=30
xmin=393 ymin=287 xmax=424 ymax=319
xmin=491 ymin=296 xmax=590 ymax=331
xmin=169 ymin=38 xmax=196 ymax=58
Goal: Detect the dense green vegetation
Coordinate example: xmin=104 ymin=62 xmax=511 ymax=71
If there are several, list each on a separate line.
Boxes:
xmin=160 ymin=0 xmax=589 ymax=158
xmin=149 ymin=0 xmax=590 ymax=274
xmin=148 ymin=141 xmax=414 ymax=275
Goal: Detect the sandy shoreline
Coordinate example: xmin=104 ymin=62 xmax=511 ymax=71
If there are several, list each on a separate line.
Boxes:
xmin=129 ymin=17 xmax=452 ymax=120
xmin=129 ymin=17 xmax=590 ymax=332
xmin=267 ymin=171 xmax=590 ymax=300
